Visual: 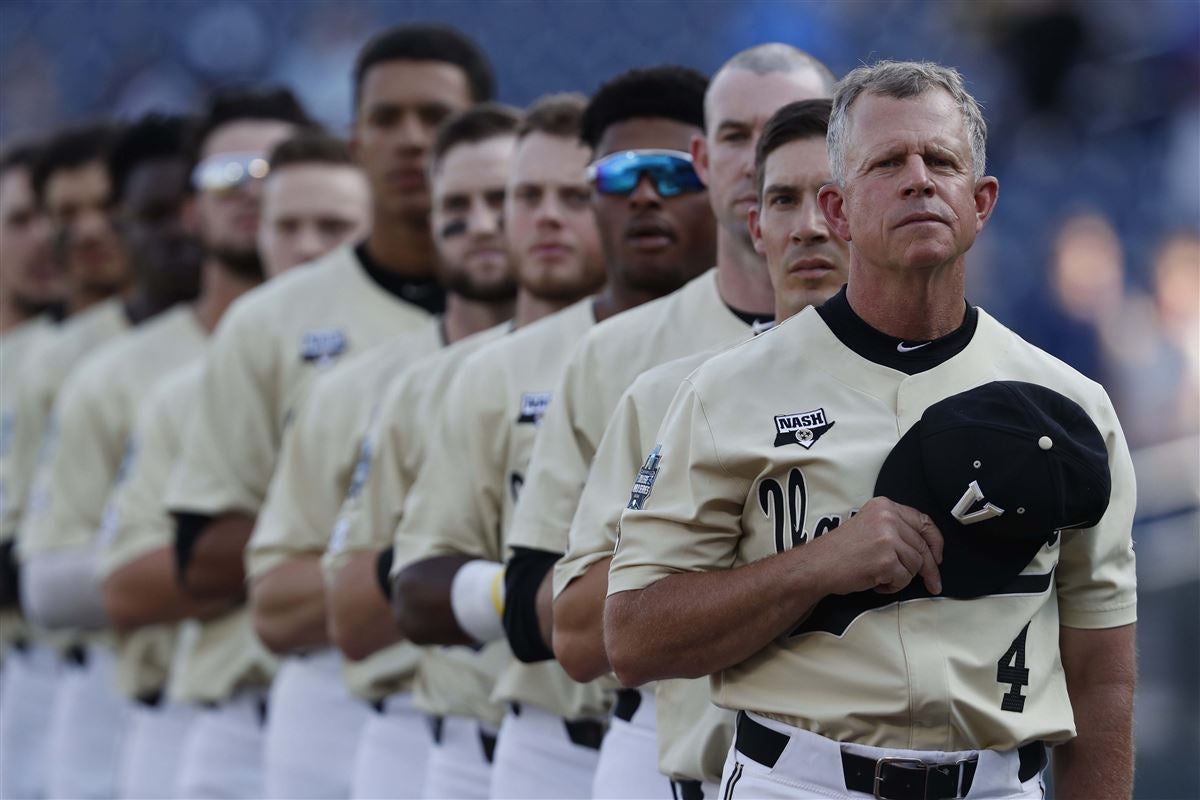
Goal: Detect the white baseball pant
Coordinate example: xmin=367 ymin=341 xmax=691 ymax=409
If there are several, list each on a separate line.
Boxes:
xmin=350 ymin=692 xmax=431 ymax=799
xmin=592 ymin=689 xmax=673 ymax=798
xmin=117 ymin=698 xmax=195 ymax=799
xmin=264 ymin=650 xmax=371 ymax=799
xmin=174 ymin=689 xmax=267 ymax=799
xmin=421 ymin=715 xmax=496 ymax=800
xmin=489 ymin=704 xmax=602 ymax=799
xmin=0 ymin=642 xmax=62 ymax=799
xmin=718 ymin=712 xmax=1047 ymax=799
xmin=45 ymin=644 xmax=130 ymax=799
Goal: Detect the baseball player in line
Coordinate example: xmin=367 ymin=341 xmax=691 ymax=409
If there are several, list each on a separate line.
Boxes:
xmin=495 ymin=44 xmax=833 ymax=799
xmin=0 ymin=141 xmax=63 ymax=800
xmin=386 ymin=65 xmax=722 ymax=799
xmin=96 ymin=126 xmax=373 ymax=800
xmin=553 ymin=98 xmax=848 ymax=799
xmin=15 ymin=112 xmax=228 ymax=800
xmin=247 ymin=103 xmax=522 ymax=799
xmin=605 ymin=61 xmax=1136 ymax=800
xmin=322 ymin=94 xmax=605 ymax=800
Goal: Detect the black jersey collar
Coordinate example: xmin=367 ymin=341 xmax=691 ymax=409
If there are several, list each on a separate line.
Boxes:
xmin=726 ymin=304 xmax=775 ymax=334
xmin=815 ymin=285 xmax=977 ymax=375
xmin=355 ymin=242 xmax=445 ymax=315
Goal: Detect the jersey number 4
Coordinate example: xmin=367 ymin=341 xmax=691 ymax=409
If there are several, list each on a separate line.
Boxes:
xmin=997 ymin=623 xmax=1031 ymax=712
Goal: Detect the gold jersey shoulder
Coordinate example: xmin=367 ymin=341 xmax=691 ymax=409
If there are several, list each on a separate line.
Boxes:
xmin=246 ymin=321 xmax=441 ymax=579
xmin=164 ymin=246 xmax=432 ymax=519
xmin=610 ymin=307 xmax=1137 ymax=752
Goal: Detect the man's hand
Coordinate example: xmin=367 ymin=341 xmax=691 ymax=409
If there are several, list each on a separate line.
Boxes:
xmin=816 ymin=497 xmax=943 ymax=596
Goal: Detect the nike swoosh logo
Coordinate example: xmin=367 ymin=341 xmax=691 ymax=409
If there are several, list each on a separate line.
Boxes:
xmin=896 ymin=341 xmax=931 ymax=353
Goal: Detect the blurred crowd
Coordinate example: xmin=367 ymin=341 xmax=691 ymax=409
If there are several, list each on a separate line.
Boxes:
xmin=0 ymin=3 xmax=1196 ymax=800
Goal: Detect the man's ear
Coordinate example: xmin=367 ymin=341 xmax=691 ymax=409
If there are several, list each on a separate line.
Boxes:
xmin=973 ymin=176 xmax=999 ymax=233
xmin=817 ymin=184 xmax=851 ymax=242
xmin=748 ymin=203 xmax=766 ymax=257
xmin=690 ymin=134 xmax=710 ymax=187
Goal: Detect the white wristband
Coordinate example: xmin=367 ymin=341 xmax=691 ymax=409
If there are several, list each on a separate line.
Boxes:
xmin=450 ymin=560 xmax=506 ymax=644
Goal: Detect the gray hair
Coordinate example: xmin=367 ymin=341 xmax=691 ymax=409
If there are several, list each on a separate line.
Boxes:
xmin=827 ymin=60 xmax=987 ymax=185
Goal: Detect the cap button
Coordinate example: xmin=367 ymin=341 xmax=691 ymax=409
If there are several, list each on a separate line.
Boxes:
xmin=1038 ymin=436 xmax=1053 ymax=450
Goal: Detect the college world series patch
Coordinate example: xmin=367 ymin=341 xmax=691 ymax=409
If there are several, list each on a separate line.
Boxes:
xmin=517 ymin=392 xmax=552 ymax=424
xmin=627 ymin=444 xmax=662 ymax=510
xmin=300 ymin=328 xmax=348 ymax=364
xmin=773 ymin=408 xmax=835 ymax=449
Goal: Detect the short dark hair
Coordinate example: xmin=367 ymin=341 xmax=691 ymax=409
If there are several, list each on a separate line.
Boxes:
xmin=109 ymin=113 xmax=197 ymax=204
xmin=267 ymin=131 xmax=355 ymax=171
xmin=518 ymin=93 xmax=587 ymax=140
xmin=581 ymin=66 xmax=708 ymax=151
xmin=31 ymin=122 xmax=121 ymax=205
xmin=754 ymin=99 xmax=832 ymax=196
xmin=192 ymin=87 xmax=313 ymax=166
xmin=354 ymin=25 xmax=494 ymax=109
xmin=430 ymin=103 xmax=521 ymax=172
xmin=0 ymin=141 xmax=42 ymax=181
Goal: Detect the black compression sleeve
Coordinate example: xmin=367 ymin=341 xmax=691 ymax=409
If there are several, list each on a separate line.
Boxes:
xmin=375 ymin=546 xmax=394 ymax=602
xmin=172 ymin=512 xmax=213 ymax=587
xmin=0 ymin=540 xmax=20 ymax=607
xmin=502 ymin=546 xmax=561 ymax=663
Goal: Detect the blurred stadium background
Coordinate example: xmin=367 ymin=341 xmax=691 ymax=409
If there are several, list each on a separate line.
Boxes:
xmin=2 ymin=1 xmax=1196 ymax=797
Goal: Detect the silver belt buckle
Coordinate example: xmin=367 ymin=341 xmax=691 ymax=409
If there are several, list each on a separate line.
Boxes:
xmin=873 ymin=756 xmax=928 ymax=800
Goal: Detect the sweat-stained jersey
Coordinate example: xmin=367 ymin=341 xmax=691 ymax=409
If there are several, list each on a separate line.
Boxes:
xmin=6 ymin=298 xmax=129 ymax=545
xmin=20 ymin=304 xmax=205 ymax=562
xmin=322 ymin=323 xmax=509 ymax=706
xmin=389 ymin=297 xmax=611 ymax=721
xmin=608 ymin=302 xmax=1138 ymax=752
xmin=96 ymin=362 xmax=204 ymax=699
xmin=554 ymin=346 xmax=743 ymax=784
xmin=165 ymin=246 xmax=431 ymax=521
xmin=244 ymin=320 xmax=443 ymax=582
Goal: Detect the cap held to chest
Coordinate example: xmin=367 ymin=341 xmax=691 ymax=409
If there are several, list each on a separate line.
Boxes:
xmin=874 ymin=380 xmax=1111 ymax=599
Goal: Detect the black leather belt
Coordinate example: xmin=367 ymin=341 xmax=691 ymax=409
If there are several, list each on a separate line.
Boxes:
xmin=734 ymin=711 xmax=1046 ymax=800
xmin=64 ymin=643 xmax=88 ymax=667
xmin=614 ymin=688 xmax=642 ymax=723
xmin=135 ymin=689 xmax=164 ymax=708
xmin=509 ymin=702 xmax=606 ymax=751
xmin=671 ymin=779 xmax=705 ymax=800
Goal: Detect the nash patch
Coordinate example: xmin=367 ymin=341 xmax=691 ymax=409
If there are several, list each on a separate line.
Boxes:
xmin=300 ymin=328 xmax=348 ymax=364
xmin=517 ymin=392 xmax=552 ymax=425
xmin=627 ymin=444 xmax=662 ymax=511
xmin=773 ymin=408 xmax=835 ymax=449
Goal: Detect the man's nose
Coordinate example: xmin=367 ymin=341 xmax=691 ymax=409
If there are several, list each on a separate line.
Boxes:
xmin=791 ymin=197 xmax=829 ymax=245
xmin=628 ymin=173 xmax=663 ymax=209
xmin=901 ymin=156 xmax=935 ymax=197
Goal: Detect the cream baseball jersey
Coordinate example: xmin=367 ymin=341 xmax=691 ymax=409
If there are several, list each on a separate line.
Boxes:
xmin=0 ymin=316 xmax=55 ymax=655
xmin=165 ymin=246 xmax=430 ymax=519
xmin=609 ymin=296 xmax=1137 ymax=752
xmin=20 ymin=304 xmax=205 ymax=560
xmin=390 ymin=298 xmax=612 ymax=720
xmin=96 ymin=362 xmax=203 ymax=699
xmin=506 ymin=270 xmax=750 ymax=560
xmin=7 ymin=298 xmax=128 ymax=544
xmin=554 ymin=346 xmax=740 ymax=784
xmin=322 ymin=323 xmax=508 ymax=702
xmin=245 ymin=320 xmax=442 ymax=581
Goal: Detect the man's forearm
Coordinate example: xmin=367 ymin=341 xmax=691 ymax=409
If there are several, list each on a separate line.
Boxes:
xmin=250 ymin=556 xmax=328 ymax=654
xmin=103 ymin=547 xmax=231 ymax=631
xmin=605 ymin=542 xmax=830 ymax=686
xmin=1054 ymin=624 xmax=1137 ymax=800
xmin=329 ymin=550 xmax=403 ymax=661
xmin=553 ymin=557 xmax=612 ymax=682
xmin=180 ymin=513 xmax=254 ymax=601
xmin=391 ymin=555 xmax=473 ymax=646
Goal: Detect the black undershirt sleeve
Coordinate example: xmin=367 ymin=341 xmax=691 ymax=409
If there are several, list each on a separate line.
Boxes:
xmin=172 ymin=512 xmax=213 ymax=586
xmin=0 ymin=540 xmax=20 ymax=608
xmin=503 ymin=546 xmax=561 ymax=663
xmin=375 ymin=546 xmax=394 ymax=602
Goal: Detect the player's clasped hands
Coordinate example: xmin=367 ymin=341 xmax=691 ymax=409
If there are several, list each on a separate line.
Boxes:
xmin=818 ymin=497 xmax=943 ymax=596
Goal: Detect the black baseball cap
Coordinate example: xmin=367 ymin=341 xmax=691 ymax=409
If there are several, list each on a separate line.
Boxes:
xmin=874 ymin=381 xmax=1111 ymax=599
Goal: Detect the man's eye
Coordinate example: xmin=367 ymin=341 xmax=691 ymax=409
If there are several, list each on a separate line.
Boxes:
xmin=560 ymin=188 xmax=591 ymax=208
xmin=770 ymin=195 xmax=795 ymax=207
